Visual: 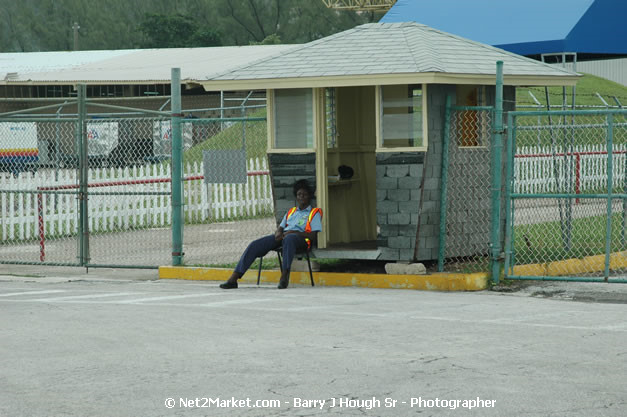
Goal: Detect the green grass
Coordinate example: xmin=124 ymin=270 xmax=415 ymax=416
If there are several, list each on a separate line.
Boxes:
xmin=517 ymin=73 xmax=627 ymax=108
xmin=183 ymin=108 xmax=268 ymax=166
xmin=512 ymin=74 xmax=627 ymax=148
xmin=513 ymin=211 xmax=626 ymax=265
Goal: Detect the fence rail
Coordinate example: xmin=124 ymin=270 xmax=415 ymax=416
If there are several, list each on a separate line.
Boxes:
xmin=0 ymin=158 xmax=272 ymax=243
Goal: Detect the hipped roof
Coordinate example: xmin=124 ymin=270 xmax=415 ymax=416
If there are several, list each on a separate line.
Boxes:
xmin=199 ymin=22 xmax=580 ymax=91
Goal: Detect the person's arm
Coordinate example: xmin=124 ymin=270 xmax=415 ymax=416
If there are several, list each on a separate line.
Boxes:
xmin=274 ymin=226 xmax=285 ymax=241
xmin=283 ymin=229 xmax=318 ymax=242
xmin=275 ymin=212 xmax=289 ymax=240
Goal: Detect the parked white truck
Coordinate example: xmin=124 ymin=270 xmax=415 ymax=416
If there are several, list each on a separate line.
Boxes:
xmin=0 ymin=122 xmax=38 ymax=174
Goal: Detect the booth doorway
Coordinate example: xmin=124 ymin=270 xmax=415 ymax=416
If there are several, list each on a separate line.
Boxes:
xmin=315 ymin=86 xmax=378 ymax=258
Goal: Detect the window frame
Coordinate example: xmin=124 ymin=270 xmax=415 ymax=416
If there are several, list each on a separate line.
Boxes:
xmin=267 ymin=88 xmax=316 ymax=154
xmin=325 ymin=87 xmax=338 ymax=149
xmin=456 ymin=85 xmax=490 ymax=149
xmin=376 ymin=83 xmax=428 ymax=153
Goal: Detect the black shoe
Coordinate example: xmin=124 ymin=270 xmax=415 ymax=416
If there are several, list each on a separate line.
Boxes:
xmin=277 ymin=278 xmax=289 ymax=289
xmin=219 ymin=281 xmax=238 ymax=289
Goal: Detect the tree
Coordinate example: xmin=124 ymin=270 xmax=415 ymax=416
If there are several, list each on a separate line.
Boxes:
xmin=138 ymin=13 xmax=221 ymax=48
xmin=249 ymin=33 xmax=281 ymax=45
xmin=214 ymin=0 xmax=373 ymax=45
xmin=0 ymin=0 xmax=373 ymax=52
xmin=190 ymin=28 xmax=222 ymax=47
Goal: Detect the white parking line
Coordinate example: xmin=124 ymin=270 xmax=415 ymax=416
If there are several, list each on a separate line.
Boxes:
xmin=0 ymin=291 xmax=252 ymax=305
xmin=202 ymin=298 xmax=279 ymax=307
xmin=0 ymin=290 xmax=67 ymax=297
xmin=31 ymin=292 xmax=140 ymax=302
xmin=113 ymin=293 xmax=225 ymax=304
xmin=135 ymin=298 xmax=279 ymax=308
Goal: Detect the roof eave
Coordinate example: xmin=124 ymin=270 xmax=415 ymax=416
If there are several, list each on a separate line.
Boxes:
xmin=0 ymin=79 xmax=200 ymax=86
xmin=199 ymin=72 xmax=580 ymax=91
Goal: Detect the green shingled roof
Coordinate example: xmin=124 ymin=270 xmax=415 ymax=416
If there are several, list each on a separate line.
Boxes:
xmin=205 ymin=22 xmax=578 ymax=82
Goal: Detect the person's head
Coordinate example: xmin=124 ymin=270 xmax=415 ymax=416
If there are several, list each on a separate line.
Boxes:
xmin=293 ymin=179 xmax=314 ymax=208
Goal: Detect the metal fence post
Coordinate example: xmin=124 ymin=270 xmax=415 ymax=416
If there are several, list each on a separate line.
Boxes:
xmin=437 ymin=94 xmax=452 ymax=272
xmin=623 ymin=122 xmax=626 ymax=249
xmin=171 ymin=68 xmax=184 ymax=266
xmin=503 ymin=112 xmax=515 ymax=279
xmin=490 ymin=61 xmax=504 ymax=284
xmin=604 ymin=113 xmax=614 ymax=281
xmin=77 ymin=84 xmax=90 ymax=267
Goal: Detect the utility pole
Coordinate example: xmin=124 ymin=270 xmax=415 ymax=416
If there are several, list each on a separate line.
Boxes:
xmin=72 ymin=22 xmax=80 ymax=51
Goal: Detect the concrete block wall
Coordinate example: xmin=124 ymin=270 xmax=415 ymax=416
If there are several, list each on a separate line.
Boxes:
xmin=417 ymin=84 xmax=455 ymax=261
xmin=375 ymin=153 xmax=424 ymax=261
xmin=375 ymin=84 xmax=456 ymax=261
xmin=445 ymin=148 xmax=491 ymax=257
xmin=268 ymin=153 xmax=317 ymax=225
xmin=444 ymin=86 xmax=516 ymax=258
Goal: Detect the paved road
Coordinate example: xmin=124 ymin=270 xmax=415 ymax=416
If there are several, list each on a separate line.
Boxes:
xmin=0 ymin=217 xmax=276 ymax=267
xmin=1 ymin=275 xmax=625 ymax=417
xmin=513 ymin=199 xmax=624 ymax=226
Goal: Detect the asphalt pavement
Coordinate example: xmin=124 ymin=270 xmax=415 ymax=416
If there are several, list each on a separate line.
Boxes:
xmin=1 ymin=265 xmax=626 ymax=417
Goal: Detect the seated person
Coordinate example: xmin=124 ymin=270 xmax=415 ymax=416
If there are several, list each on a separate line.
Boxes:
xmin=220 ymin=179 xmax=322 ymax=290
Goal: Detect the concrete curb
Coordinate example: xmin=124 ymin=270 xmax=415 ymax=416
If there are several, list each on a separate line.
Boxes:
xmin=512 ymin=251 xmax=627 ymax=277
xmin=158 ymin=266 xmax=489 ymax=291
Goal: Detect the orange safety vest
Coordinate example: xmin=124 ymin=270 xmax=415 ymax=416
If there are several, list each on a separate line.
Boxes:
xmin=285 ymin=207 xmax=323 ymax=248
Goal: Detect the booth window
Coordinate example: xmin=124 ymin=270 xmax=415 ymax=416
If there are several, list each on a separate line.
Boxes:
xmin=273 ymin=88 xmax=313 ymax=149
xmin=380 ymin=84 xmax=425 ymax=150
xmin=456 ymin=85 xmax=488 ymax=147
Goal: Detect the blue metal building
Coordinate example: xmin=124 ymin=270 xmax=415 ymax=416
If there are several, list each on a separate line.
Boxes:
xmin=381 ymin=0 xmax=627 ymax=58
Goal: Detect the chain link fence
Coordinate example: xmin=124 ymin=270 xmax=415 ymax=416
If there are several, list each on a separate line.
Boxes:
xmin=85 ymin=117 xmax=173 ymax=267
xmin=0 ymin=100 xmax=272 ymax=269
xmin=181 ymin=117 xmax=274 ymax=267
xmin=442 ymin=107 xmax=494 ymax=272
xmin=0 ymin=114 xmax=174 ymax=267
xmin=505 ymin=110 xmax=627 ymax=281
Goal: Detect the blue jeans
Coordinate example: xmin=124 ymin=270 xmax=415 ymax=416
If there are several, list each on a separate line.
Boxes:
xmin=234 ymin=233 xmax=308 ymax=275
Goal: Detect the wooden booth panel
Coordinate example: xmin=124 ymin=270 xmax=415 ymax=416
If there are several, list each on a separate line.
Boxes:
xmin=326 ymin=86 xmax=377 ymax=245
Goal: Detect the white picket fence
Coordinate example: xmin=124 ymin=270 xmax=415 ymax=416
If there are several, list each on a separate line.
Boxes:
xmin=1 ymin=158 xmax=273 ymax=242
xmin=183 ymin=158 xmax=273 ymax=223
xmin=515 ymin=144 xmax=627 ymax=194
xmin=4 ymin=145 xmax=623 ymax=242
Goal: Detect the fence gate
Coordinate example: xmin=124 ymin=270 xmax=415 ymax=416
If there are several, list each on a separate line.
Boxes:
xmin=0 ymin=93 xmax=174 ymax=268
xmin=504 ymin=109 xmax=627 ymax=283
xmin=176 ymin=116 xmax=274 ymax=267
xmin=83 ymin=111 xmax=173 ymax=268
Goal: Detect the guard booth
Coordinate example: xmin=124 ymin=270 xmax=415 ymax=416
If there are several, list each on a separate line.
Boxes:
xmin=198 ymin=22 xmax=579 ymax=262
xmin=265 ymin=84 xmax=516 ymax=262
